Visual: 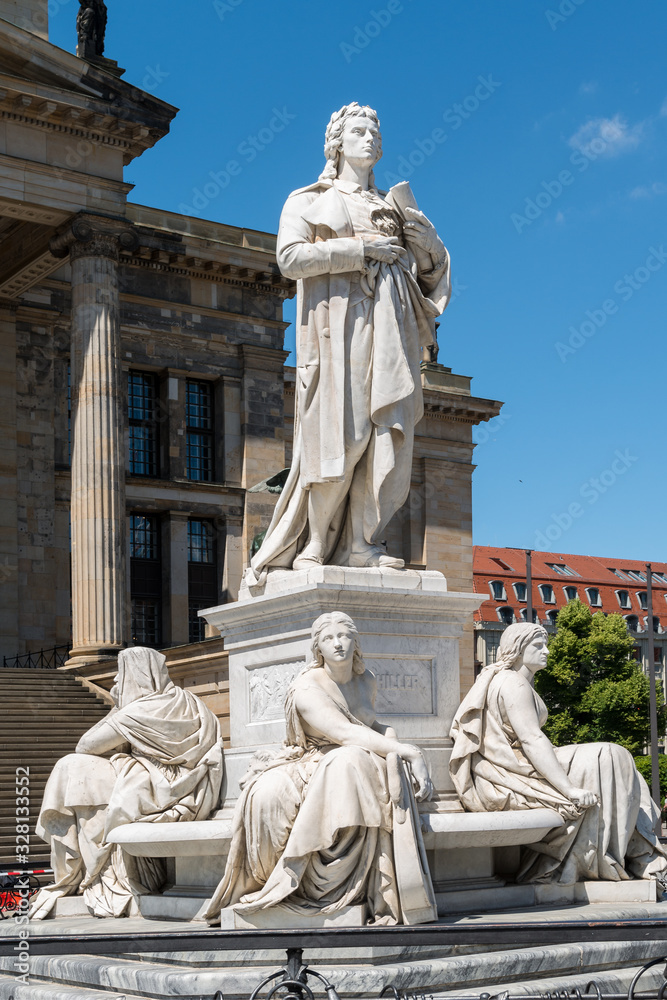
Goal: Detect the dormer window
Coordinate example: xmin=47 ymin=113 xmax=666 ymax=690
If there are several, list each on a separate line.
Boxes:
xmin=513 ymin=582 xmax=527 ymax=602
xmin=564 ymin=586 xmax=578 ymax=602
xmin=616 ymin=590 xmax=631 ymax=609
xmin=497 ymin=607 xmax=514 ymax=625
xmin=539 ymin=584 xmax=555 ymax=603
xmin=547 ymin=563 xmax=579 ymax=577
xmin=586 ymin=587 xmax=601 ymax=607
xmin=489 ymin=580 xmax=506 ymax=601
xmin=638 ymin=591 xmax=648 ymax=611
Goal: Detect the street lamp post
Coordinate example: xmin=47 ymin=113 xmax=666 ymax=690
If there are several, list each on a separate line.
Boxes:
xmin=646 ymin=563 xmax=660 ymax=808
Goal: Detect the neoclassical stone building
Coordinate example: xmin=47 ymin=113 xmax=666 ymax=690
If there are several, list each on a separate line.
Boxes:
xmin=0 ymin=1 xmax=501 ymax=724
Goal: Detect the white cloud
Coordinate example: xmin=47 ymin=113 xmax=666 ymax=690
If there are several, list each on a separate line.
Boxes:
xmin=630 ymin=182 xmax=667 ymax=199
xmin=568 ymin=114 xmax=644 ymax=157
xmin=579 ymin=80 xmax=598 ymax=95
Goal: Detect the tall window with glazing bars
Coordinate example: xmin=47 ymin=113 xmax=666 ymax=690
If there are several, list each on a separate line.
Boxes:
xmin=188 ymin=519 xmax=217 ymax=643
xmin=130 ymin=514 xmax=162 ymax=647
xmin=186 ymin=380 xmax=213 ymax=481
xmin=128 ymin=371 xmax=159 ymax=476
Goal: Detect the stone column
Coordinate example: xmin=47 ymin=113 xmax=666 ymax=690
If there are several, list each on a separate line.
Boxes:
xmin=163 ymin=510 xmax=190 ymax=647
xmin=54 ymin=216 xmax=137 ymax=670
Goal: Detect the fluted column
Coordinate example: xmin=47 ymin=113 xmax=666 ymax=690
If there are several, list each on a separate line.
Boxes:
xmin=56 ymin=217 xmax=137 ymax=668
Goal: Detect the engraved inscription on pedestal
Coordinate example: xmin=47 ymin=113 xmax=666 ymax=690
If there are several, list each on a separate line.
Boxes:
xmin=370 ymin=656 xmax=435 ymax=716
xmin=248 ymin=661 xmax=302 ymax=722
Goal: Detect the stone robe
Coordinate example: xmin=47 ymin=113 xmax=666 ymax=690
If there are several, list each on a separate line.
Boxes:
xmin=248 ymin=178 xmax=450 ymax=581
xmin=32 ymin=648 xmax=224 ymax=918
xmin=205 ymin=672 xmax=436 ymax=925
xmin=450 ymin=666 xmax=667 ymax=885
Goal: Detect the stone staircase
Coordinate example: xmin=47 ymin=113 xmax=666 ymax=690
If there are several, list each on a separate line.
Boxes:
xmin=0 ymin=669 xmax=110 ymax=869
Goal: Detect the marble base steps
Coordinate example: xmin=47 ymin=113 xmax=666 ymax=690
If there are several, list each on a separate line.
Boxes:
xmin=2 ymin=905 xmax=667 ymax=999
xmin=0 ymin=669 xmax=110 ymax=867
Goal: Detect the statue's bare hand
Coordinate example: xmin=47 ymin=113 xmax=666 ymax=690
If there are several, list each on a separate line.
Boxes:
xmin=568 ymin=786 xmax=598 ymax=809
xmin=363 ymin=236 xmax=406 ymax=264
xmin=403 ymin=206 xmax=445 ymax=258
xmin=405 ymin=748 xmax=434 ymax=802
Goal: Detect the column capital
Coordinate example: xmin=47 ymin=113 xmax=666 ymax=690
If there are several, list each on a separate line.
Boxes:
xmin=50 ymin=214 xmax=139 ymax=264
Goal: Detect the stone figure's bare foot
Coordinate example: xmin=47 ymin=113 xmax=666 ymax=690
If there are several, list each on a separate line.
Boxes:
xmin=349 ymin=545 xmax=404 ymax=569
xmin=293 ymin=542 xmax=324 ymax=571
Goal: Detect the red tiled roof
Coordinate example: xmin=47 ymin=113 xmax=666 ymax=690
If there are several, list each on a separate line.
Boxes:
xmin=473 ymin=546 xmax=667 ymax=625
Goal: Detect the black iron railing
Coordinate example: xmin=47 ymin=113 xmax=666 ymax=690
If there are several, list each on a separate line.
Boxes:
xmin=2 ymin=645 xmax=69 ymax=669
xmin=1 ymin=921 xmax=667 ymax=1000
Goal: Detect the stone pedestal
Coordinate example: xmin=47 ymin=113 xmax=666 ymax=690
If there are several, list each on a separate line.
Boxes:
xmin=202 ymin=565 xmax=483 ymax=809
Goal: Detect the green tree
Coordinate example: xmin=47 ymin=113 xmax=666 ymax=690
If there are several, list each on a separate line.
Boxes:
xmin=534 ymin=599 xmax=665 ymax=755
xmin=634 ymin=755 xmax=667 ymax=803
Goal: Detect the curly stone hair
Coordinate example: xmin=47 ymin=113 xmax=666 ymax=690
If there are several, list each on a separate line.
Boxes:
xmin=318 ymin=102 xmax=382 ymax=183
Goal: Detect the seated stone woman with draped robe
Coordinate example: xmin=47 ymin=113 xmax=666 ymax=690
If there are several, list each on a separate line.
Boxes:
xmin=450 ymin=622 xmax=667 ymax=886
xmin=31 ymin=646 xmax=224 ymax=918
xmin=205 ymin=612 xmax=436 ymax=926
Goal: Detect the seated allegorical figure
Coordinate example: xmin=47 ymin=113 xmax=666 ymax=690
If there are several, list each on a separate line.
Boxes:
xmin=205 ymin=611 xmax=437 ymax=926
xmin=31 ymin=646 xmax=224 ymax=919
xmin=450 ymin=622 xmax=667 ymax=886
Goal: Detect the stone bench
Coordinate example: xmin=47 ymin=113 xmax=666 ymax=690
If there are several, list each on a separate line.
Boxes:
xmin=109 ymin=806 xmax=564 ymax=857
xmin=105 ymin=808 xmax=658 ymax=920
xmin=105 ymin=807 xmax=577 ymax=920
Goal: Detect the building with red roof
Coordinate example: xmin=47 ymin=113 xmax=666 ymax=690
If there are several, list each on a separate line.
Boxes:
xmin=473 ymin=546 xmax=666 ymax=688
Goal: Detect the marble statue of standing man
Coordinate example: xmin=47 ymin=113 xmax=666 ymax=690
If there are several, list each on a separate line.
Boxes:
xmin=247 ymin=103 xmax=451 ymax=585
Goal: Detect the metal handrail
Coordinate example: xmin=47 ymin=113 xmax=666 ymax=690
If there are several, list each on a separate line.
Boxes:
xmin=2 ymin=645 xmax=69 ymax=669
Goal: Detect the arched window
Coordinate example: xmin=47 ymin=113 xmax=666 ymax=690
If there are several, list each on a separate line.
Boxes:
xmin=637 ymin=591 xmax=648 ymax=610
xmin=564 ymin=586 xmax=578 ymax=602
xmin=489 ymin=580 xmax=506 ymax=601
xmin=520 ymin=608 xmax=538 ymax=623
xmin=513 ymin=582 xmax=527 ymax=602
xmin=546 ymin=609 xmax=558 ymax=626
xmin=539 ymin=584 xmax=555 ymax=604
xmin=497 ymin=606 xmax=514 ymax=626
xmin=625 ymin=614 xmax=639 ymax=631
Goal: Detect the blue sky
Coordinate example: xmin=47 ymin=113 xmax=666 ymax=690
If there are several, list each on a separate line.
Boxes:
xmin=50 ymin=0 xmax=667 ymax=562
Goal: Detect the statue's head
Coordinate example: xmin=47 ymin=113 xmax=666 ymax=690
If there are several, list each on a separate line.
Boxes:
xmin=319 ymin=103 xmax=382 ymax=181
xmin=495 ymin=622 xmax=549 ymax=674
xmin=307 ymin=611 xmax=365 ymax=675
xmin=113 ymin=646 xmax=170 ymax=707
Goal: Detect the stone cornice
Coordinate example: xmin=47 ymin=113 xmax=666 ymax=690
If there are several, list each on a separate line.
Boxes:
xmin=123 ymin=250 xmax=294 ymax=298
xmin=0 ymin=22 xmax=178 ymax=166
xmin=422 ymin=389 xmax=503 ymax=426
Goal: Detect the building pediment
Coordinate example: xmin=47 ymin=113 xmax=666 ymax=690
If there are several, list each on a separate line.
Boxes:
xmin=0 ymin=16 xmax=178 ymax=164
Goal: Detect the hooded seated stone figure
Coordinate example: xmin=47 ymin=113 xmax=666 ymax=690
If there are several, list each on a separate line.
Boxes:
xmin=450 ymin=622 xmax=667 ymax=886
xmin=31 ymin=647 xmax=224 ymax=919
